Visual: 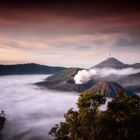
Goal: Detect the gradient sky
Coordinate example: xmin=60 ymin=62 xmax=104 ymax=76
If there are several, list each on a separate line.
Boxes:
xmin=0 ymin=0 xmax=140 ymax=68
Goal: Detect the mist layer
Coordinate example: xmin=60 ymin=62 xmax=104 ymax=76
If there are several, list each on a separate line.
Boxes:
xmin=0 ymin=75 xmax=78 ymax=140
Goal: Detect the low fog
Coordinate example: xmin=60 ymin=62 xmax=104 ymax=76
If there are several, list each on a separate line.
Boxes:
xmin=74 ymin=67 xmax=140 ymax=84
xmin=0 ymin=75 xmax=79 ymax=140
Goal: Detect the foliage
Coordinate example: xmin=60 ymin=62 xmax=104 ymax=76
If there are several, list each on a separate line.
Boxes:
xmin=49 ymin=93 xmax=140 ymax=140
xmin=99 ymin=94 xmax=140 ymax=140
xmin=0 ymin=111 xmax=6 ymax=140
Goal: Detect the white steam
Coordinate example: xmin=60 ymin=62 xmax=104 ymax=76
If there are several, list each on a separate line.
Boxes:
xmin=74 ymin=67 xmax=140 ymax=84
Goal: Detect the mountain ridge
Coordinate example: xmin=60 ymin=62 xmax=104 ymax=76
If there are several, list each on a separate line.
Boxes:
xmin=37 ymin=57 xmax=140 ymax=94
xmin=93 ymin=57 xmax=134 ymax=69
xmin=0 ymin=63 xmax=66 ymax=75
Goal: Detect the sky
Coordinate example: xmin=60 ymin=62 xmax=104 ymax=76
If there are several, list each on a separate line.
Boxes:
xmin=0 ymin=0 xmax=140 ymax=68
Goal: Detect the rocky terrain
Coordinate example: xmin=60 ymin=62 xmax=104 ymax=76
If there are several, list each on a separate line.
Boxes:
xmin=36 ymin=58 xmax=140 ymax=95
xmin=85 ymin=81 xmax=135 ymax=97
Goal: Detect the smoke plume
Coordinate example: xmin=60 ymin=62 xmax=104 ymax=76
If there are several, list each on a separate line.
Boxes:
xmin=74 ymin=68 xmax=140 ymax=84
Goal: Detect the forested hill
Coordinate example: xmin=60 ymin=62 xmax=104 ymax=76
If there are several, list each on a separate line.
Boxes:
xmin=0 ymin=63 xmax=66 ymax=75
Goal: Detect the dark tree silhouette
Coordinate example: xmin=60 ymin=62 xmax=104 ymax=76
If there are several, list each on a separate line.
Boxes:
xmin=49 ymin=93 xmax=140 ymax=140
xmin=0 ymin=111 xmax=6 ymax=140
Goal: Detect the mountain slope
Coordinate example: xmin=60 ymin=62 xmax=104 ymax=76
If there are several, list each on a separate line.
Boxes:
xmin=118 ymin=72 xmax=140 ymax=86
xmin=45 ymin=67 xmax=81 ymax=83
xmin=0 ymin=63 xmax=66 ymax=75
xmin=86 ymin=81 xmax=134 ymax=97
xmin=93 ymin=57 xmax=130 ymax=69
xmin=96 ymin=72 xmax=140 ymax=86
xmin=132 ymin=63 xmax=140 ymax=68
xmin=36 ymin=67 xmax=96 ymax=92
xmin=37 ymin=57 xmax=140 ymax=93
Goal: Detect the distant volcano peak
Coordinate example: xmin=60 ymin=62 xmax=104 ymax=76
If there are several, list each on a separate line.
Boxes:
xmin=104 ymin=57 xmax=124 ymax=63
xmin=93 ymin=57 xmax=127 ymax=69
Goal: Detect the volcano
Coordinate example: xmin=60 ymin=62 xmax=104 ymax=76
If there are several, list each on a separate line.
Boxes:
xmin=93 ymin=58 xmax=129 ymax=69
xmin=86 ymin=81 xmax=134 ymax=97
xmin=37 ymin=57 xmax=140 ymax=94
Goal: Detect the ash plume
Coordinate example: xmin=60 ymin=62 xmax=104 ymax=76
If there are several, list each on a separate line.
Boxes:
xmin=74 ymin=68 xmax=140 ymax=84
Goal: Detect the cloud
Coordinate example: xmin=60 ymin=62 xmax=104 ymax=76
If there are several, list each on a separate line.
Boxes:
xmin=74 ymin=68 xmax=140 ymax=84
xmin=0 ymin=4 xmax=140 ymax=35
xmin=0 ymin=0 xmax=140 ymax=67
xmin=0 ymin=32 xmax=140 ymax=67
xmin=0 ymin=74 xmax=78 ymax=139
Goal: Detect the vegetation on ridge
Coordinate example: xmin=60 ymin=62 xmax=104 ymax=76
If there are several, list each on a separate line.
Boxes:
xmin=49 ymin=92 xmax=140 ymax=140
xmin=0 ymin=63 xmax=66 ymax=75
xmin=0 ymin=111 xmax=6 ymax=140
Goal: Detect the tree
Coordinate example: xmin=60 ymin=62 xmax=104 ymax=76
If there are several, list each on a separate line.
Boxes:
xmin=77 ymin=93 xmax=106 ymax=140
xmin=99 ymin=95 xmax=140 ymax=140
xmin=49 ymin=93 xmax=140 ymax=140
xmin=0 ymin=111 xmax=6 ymax=140
xmin=49 ymin=93 xmax=106 ymax=140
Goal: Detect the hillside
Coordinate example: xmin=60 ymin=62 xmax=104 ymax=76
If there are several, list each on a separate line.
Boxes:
xmin=0 ymin=63 xmax=66 ymax=75
xmin=45 ymin=68 xmax=80 ymax=81
xmin=37 ymin=57 xmax=140 ymax=93
xmin=97 ymin=72 xmax=140 ymax=85
xmin=132 ymin=63 xmax=140 ymax=68
xmin=85 ymin=81 xmax=134 ymax=97
xmin=36 ymin=68 xmax=93 ymax=92
xmin=93 ymin=57 xmax=130 ymax=69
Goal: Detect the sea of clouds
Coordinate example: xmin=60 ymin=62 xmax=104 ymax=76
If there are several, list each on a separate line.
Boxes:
xmin=0 ymin=75 xmax=78 ymax=140
xmin=0 ymin=74 xmax=115 ymax=140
